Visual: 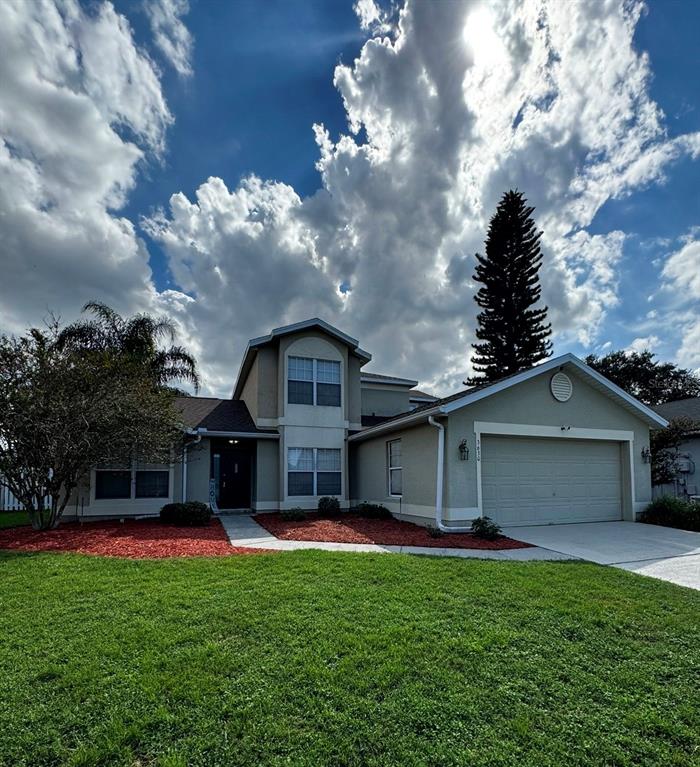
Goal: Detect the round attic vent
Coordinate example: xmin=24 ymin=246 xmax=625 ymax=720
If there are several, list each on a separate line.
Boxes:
xmin=550 ymin=372 xmax=573 ymax=402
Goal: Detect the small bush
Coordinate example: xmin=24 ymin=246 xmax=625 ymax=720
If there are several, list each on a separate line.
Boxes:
xmin=470 ymin=516 xmax=502 ymax=540
xmin=280 ymin=508 xmax=307 ymax=522
xmin=426 ymin=524 xmax=444 ymax=538
xmin=640 ymin=496 xmax=700 ymax=532
xmin=160 ymin=501 xmax=211 ymax=527
xmin=354 ymin=502 xmax=392 ymax=519
xmin=318 ymin=496 xmax=341 ymax=516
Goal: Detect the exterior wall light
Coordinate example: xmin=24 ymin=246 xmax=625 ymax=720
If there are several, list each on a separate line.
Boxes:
xmin=458 ymin=439 xmax=469 ymax=461
xmin=641 ymin=446 xmax=651 ymax=463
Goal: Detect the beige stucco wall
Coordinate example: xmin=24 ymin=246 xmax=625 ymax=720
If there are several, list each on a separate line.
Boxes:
xmin=240 ymin=354 xmax=259 ymax=422
xmin=444 ymin=367 xmax=652 ymax=519
xmin=361 ymin=385 xmax=411 ymax=417
xmin=257 ymin=346 xmax=279 ymax=420
xmin=254 ymin=438 xmax=280 ymax=509
xmin=351 ymin=421 xmax=438 ymax=523
xmin=348 ymin=356 xmax=363 ymax=428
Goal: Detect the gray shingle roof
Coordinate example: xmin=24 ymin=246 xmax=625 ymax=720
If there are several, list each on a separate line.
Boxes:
xmin=175 ymin=397 xmax=274 ymax=434
xmin=654 ymin=397 xmax=700 ymax=424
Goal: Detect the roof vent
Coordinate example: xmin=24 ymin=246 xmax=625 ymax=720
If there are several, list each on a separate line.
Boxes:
xmin=550 ymin=372 xmax=573 ymax=402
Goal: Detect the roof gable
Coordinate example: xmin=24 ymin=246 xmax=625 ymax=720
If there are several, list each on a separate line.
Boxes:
xmin=349 ymin=353 xmax=668 ymax=442
xmin=233 ymin=317 xmax=371 ymax=399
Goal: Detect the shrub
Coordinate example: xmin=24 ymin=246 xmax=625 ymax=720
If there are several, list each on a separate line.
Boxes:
xmin=280 ymin=508 xmax=307 ymax=522
xmin=426 ymin=524 xmax=444 ymax=538
xmin=160 ymin=501 xmax=211 ymax=527
xmin=470 ymin=516 xmax=502 ymax=540
xmin=640 ymin=496 xmax=700 ymax=532
xmin=318 ymin=496 xmax=341 ymax=516
xmin=354 ymin=502 xmax=392 ymax=519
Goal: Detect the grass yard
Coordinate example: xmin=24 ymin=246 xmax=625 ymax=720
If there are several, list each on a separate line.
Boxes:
xmin=0 ymin=552 xmax=698 ymax=767
xmin=0 ymin=511 xmax=29 ymax=529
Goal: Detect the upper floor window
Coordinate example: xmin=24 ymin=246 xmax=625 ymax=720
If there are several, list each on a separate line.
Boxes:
xmin=288 ymin=356 xmax=341 ymax=407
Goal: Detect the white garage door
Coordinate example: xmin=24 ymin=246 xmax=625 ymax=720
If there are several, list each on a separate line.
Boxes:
xmin=481 ymin=436 xmax=622 ymax=526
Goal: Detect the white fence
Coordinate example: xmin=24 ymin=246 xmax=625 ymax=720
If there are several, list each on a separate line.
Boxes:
xmin=1 ymin=484 xmax=24 ymax=511
xmin=0 ymin=484 xmax=51 ymax=512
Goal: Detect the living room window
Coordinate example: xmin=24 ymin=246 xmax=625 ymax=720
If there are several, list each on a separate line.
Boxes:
xmin=387 ymin=439 xmax=402 ymax=497
xmin=287 ymin=447 xmax=341 ymax=496
xmin=94 ymin=463 xmax=170 ymax=500
xmin=288 ymin=356 xmax=341 ymax=407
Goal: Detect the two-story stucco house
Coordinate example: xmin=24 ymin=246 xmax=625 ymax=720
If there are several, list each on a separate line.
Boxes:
xmin=76 ymin=318 xmax=667 ymax=528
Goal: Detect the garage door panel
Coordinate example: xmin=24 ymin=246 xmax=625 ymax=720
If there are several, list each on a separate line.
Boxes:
xmin=481 ymin=436 xmax=622 ymax=526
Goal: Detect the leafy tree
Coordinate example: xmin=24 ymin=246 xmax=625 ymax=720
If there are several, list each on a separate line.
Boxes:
xmin=468 ymin=190 xmax=552 ymax=385
xmin=584 ymin=350 xmax=700 ymax=407
xmin=0 ymin=307 xmax=199 ymax=530
xmin=650 ymin=417 xmax=699 ymax=486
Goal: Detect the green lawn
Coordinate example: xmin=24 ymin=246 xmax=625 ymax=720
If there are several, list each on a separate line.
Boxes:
xmin=0 ymin=552 xmax=698 ymax=767
xmin=0 ymin=511 xmax=29 ymax=529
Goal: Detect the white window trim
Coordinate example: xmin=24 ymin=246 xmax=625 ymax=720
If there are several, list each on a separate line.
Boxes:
xmin=387 ymin=439 xmax=402 ymax=498
xmin=287 ymin=447 xmax=342 ymax=496
xmin=287 ymin=356 xmax=341 ymax=407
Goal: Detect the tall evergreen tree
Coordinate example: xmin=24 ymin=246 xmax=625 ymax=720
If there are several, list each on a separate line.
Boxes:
xmin=468 ymin=190 xmax=552 ymax=385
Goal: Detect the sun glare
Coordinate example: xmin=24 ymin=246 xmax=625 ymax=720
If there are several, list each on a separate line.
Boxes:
xmin=463 ymin=6 xmax=502 ymax=67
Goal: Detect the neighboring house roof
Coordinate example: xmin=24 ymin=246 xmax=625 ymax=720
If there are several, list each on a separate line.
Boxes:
xmin=233 ymin=317 xmax=372 ymax=399
xmin=654 ymin=397 xmax=700 ymax=434
xmin=361 ymin=371 xmax=419 ymax=387
xmin=175 ymin=397 xmax=277 ymax=436
xmin=409 ymin=389 xmax=438 ymax=402
xmin=654 ymin=397 xmax=700 ymax=422
xmin=361 ymin=414 xmax=395 ymax=427
xmin=349 ymin=353 xmax=668 ymax=442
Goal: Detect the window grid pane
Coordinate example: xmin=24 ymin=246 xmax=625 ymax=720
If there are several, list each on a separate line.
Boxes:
xmin=389 ymin=469 xmax=402 ymax=496
xmin=135 ymin=470 xmax=169 ymax=498
xmin=316 ymin=359 xmax=340 ymax=383
xmin=316 ymin=448 xmax=341 ymax=472
xmin=95 ymin=470 xmax=131 ymax=500
xmin=316 ymin=383 xmax=341 ymax=407
xmin=288 ymin=380 xmax=313 ymax=405
xmin=288 ymin=448 xmax=314 ymax=471
xmin=289 ymin=356 xmax=313 ymax=381
xmin=317 ymin=472 xmax=341 ymax=496
xmin=288 ymin=472 xmax=314 ymax=496
xmin=388 ymin=440 xmax=402 ymax=467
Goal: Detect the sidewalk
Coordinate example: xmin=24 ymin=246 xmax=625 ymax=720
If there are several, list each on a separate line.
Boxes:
xmin=218 ymin=515 xmax=575 ymax=561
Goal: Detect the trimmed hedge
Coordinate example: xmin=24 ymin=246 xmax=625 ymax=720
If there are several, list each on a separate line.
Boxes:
xmin=640 ymin=496 xmax=700 ymax=532
xmin=280 ymin=508 xmax=307 ymax=522
xmin=160 ymin=501 xmax=212 ymax=527
xmin=353 ymin=502 xmax=393 ymax=520
xmin=318 ymin=496 xmax=341 ymax=516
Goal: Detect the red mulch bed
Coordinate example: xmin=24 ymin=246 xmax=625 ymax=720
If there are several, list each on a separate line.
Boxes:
xmin=0 ymin=518 xmax=269 ymax=559
xmin=255 ymin=512 xmax=532 ymax=550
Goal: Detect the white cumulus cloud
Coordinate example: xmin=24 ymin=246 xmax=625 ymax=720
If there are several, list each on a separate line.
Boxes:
xmin=146 ymin=0 xmax=700 ymax=393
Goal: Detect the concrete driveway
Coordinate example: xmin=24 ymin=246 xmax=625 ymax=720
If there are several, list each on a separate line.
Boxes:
xmin=507 ymin=521 xmax=700 ymax=590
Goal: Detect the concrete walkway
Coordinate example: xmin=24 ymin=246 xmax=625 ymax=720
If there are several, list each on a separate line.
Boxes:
xmin=505 ymin=521 xmax=700 ymax=590
xmin=218 ymin=515 xmax=575 ymax=561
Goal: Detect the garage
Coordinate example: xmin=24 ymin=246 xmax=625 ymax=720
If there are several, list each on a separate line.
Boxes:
xmin=481 ymin=435 xmax=623 ymax=526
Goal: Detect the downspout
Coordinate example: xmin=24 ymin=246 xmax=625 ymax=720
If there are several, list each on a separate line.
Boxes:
xmin=182 ymin=430 xmax=202 ymax=502
xmin=428 ymin=416 xmax=473 ymax=533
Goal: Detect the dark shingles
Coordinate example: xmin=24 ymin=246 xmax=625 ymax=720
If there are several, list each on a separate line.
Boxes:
xmin=174 ymin=397 xmax=273 ymax=434
xmin=654 ymin=397 xmax=700 ymax=425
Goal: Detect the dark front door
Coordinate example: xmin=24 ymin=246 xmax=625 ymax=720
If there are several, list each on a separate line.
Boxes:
xmin=217 ymin=449 xmax=252 ymax=509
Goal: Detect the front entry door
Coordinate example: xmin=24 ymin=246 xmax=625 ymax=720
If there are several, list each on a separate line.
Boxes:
xmin=217 ymin=449 xmax=252 ymax=509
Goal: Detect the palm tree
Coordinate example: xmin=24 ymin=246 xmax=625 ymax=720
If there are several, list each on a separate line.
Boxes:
xmin=57 ymin=302 xmax=200 ymax=392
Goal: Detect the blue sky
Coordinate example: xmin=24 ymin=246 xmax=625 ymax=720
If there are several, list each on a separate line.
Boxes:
xmin=1 ymin=0 xmax=699 ymax=394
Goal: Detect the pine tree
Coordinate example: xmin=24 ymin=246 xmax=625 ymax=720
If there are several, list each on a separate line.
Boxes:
xmin=468 ymin=190 xmax=552 ymax=385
